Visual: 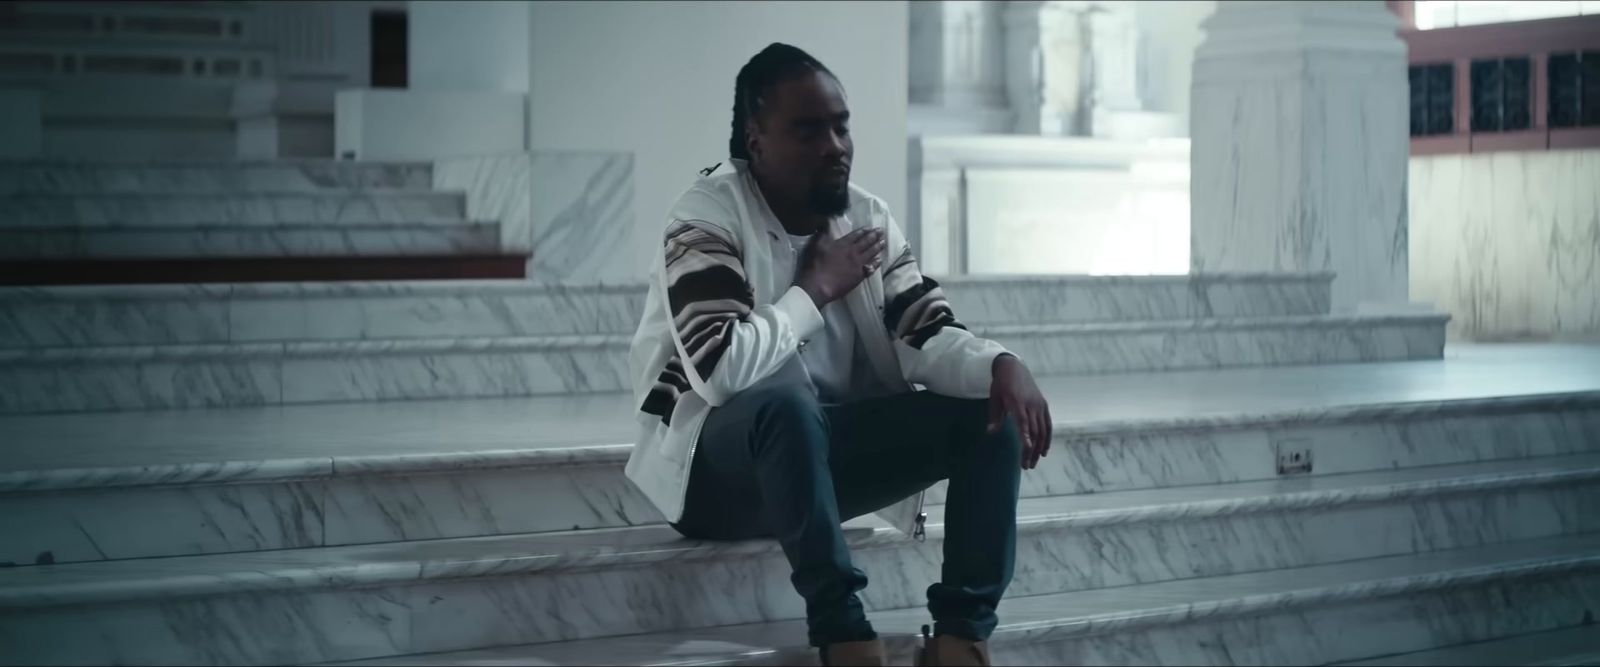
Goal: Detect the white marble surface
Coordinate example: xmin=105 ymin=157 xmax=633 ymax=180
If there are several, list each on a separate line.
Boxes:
xmin=0 ymin=273 xmax=1328 ymax=348
xmin=945 ymin=272 xmax=1332 ymax=324
xmin=984 ymin=313 xmax=1446 ymax=376
xmin=3 ymin=343 xmax=1595 ymax=479
xmin=0 ymin=160 xmax=433 ymax=195
xmin=0 ymin=313 xmax=1447 ymax=414
xmin=432 ymin=152 xmax=532 ymax=256
xmin=1335 ymin=625 xmax=1600 ymax=666
xmin=431 ymin=151 xmax=636 ymax=282
xmin=526 ymin=152 xmax=637 ymax=283
xmin=1 ymin=455 xmax=1594 ymax=653
xmin=965 ymin=165 xmax=1189 ymax=275
xmin=0 ymin=222 xmax=499 ymax=259
xmin=1410 ymin=150 xmax=1600 ymax=343
xmin=1190 ymin=2 xmax=1410 ymax=313
xmin=0 ymin=335 xmax=632 ymax=413
xmin=2 ymin=191 xmax=465 ymax=227
xmin=324 ymin=535 xmax=1600 ymax=666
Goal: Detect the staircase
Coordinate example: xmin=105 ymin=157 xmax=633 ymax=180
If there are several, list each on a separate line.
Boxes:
xmin=0 ymin=159 xmax=526 ymax=289
xmin=1 ymin=159 xmax=1598 ymax=666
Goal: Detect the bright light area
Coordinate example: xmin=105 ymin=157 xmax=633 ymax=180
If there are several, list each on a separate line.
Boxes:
xmin=1414 ymin=0 xmax=1600 ymax=29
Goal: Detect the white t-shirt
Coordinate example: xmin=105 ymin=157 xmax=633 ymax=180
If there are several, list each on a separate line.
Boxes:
xmin=788 ymin=232 xmax=859 ymax=404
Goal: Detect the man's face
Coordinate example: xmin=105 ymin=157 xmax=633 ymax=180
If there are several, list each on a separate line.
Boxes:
xmin=747 ymin=70 xmax=853 ymax=217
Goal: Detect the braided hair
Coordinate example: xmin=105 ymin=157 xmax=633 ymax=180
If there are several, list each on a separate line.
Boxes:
xmin=728 ymin=43 xmax=836 ymax=161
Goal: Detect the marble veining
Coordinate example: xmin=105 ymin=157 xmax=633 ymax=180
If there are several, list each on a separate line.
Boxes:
xmin=1409 ymin=150 xmax=1600 ymax=342
xmin=432 ymin=152 xmax=532 ymax=255
xmin=525 ymin=152 xmax=637 ymax=283
xmin=430 ymin=151 xmax=636 ymax=281
xmin=987 ymin=314 xmax=1445 ymax=376
xmin=0 ymin=160 xmax=433 ymax=195
xmin=4 ymin=453 xmax=1594 ymax=607
xmin=2 ymin=191 xmax=466 ymax=227
xmin=0 ymin=273 xmax=1333 ymax=347
xmin=1192 ymin=50 xmax=1410 ymax=312
xmin=3 ymin=345 xmax=1597 ymax=489
xmin=0 ymin=316 xmax=1448 ymax=413
xmin=322 ymin=542 xmax=1600 ymax=667
xmin=0 ymin=222 xmax=500 ymax=259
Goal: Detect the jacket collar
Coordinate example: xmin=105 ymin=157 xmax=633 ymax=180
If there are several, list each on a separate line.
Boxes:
xmin=727 ymin=158 xmax=848 ymax=242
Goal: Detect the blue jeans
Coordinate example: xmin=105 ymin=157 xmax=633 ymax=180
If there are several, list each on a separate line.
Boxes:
xmin=670 ymin=360 xmax=1023 ymax=647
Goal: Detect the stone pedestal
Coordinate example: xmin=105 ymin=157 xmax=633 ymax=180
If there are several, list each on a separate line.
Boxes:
xmin=1190 ymin=0 xmax=1411 ymax=313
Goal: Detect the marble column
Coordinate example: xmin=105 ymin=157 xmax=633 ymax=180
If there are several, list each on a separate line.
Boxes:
xmin=1083 ymin=1 xmax=1145 ymax=136
xmin=1190 ymin=1 xmax=1412 ymax=313
xmin=1003 ymin=0 xmax=1087 ymax=136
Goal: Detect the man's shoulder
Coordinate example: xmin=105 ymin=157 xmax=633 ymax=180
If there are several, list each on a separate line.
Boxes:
xmin=667 ymin=167 xmax=742 ymax=230
xmin=846 ymin=182 xmax=888 ymax=217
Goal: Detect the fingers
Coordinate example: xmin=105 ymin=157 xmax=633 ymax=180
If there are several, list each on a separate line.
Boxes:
xmin=987 ymin=395 xmax=1004 ymax=434
xmin=1039 ymin=402 xmax=1053 ymax=459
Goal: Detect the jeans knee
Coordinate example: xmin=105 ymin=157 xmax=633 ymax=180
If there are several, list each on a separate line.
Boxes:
xmin=947 ymin=396 xmax=1023 ymax=460
xmin=729 ymin=381 xmax=824 ymax=454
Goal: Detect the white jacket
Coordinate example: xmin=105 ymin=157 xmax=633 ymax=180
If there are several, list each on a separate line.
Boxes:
xmin=625 ymin=159 xmax=1010 ymax=537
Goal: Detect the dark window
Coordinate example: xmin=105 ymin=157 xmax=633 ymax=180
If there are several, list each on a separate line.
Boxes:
xmin=371 ymin=10 xmax=407 ymax=89
xmin=1552 ymin=51 xmax=1600 ymax=127
xmin=1471 ymin=56 xmax=1532 ymax=132
xmin=1409 ymin=63 xmax=1454 ymax=136
xmin=1551 ymin=52 xmax=1581 ymax=127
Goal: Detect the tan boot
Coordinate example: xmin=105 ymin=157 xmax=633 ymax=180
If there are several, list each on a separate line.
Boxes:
xmin=916 ymin=633 xmax=991 ymax=667
xmin=820 ymin=638 xmax=887 ymax=667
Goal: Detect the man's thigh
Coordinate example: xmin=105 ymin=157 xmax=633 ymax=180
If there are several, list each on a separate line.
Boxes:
xmin=825 ymin=391 xmax=990 ymax=521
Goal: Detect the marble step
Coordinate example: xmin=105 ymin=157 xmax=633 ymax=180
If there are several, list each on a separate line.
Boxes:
xmin=0 ymin=160 xmax=434 ymax=195
xmin=318 ymin=535 xmax=1600 ymax=667
xmin=0 ymin=273 xmax=1333 ymax=348
xmin=2 ymin=376 xmax=1595 ymax=567
xmin=4 ymin=345 xmax=1591 ymax=563
xmin=0 ymin=313 xmax=1447 ymax=414
xmin=4 ymin=511 xmax=1598 ymax=666
xmin=0 ymin=190 xmax=466 ymax=227
xmin=0 ymin=221 xmax=502 ymax=259
xmin=0 ymin=254 xmax=529 ymax=287
xmin=1332 ymin=626 xmax=1600 ymax=666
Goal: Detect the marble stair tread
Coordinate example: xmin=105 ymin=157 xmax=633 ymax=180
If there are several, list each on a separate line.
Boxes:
xmin=1332 ymin=626 xmax=1600 ymax=666
xmin=4 ymin=452 xmax=1598 ymax=608
xmin=0 ymin=172 xmax=432 ymax=192
xmin=1 ymin=191 xmax=467 ymax=227
xmin=320 ymin=534 xmax=1600 ymax=666
xmin=3 ymin=344 xmax=1597 ymax=485
xmin=0 ymin=220 xmax=503 ymax=259
xmin=0 ymin=272 xmax=1335 ymax=348
xmin=0 ymin=314 xmax=1441 ymax=363
xmin=0 ymin=161 xmax=433 ymax=194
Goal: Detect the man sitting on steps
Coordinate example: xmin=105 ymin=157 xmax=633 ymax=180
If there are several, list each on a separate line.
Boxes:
xmin=625 ymin=42 xmax=1053 ymax=667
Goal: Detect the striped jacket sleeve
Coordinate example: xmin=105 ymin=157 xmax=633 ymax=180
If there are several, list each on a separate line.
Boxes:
xmin=877 ymin=204 xmax=1009 ymax=399
xmin=642 ymin=214 xmax=823 ymax=415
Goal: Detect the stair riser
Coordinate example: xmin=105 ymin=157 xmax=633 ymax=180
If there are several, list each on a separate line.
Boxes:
xmin=0 ymin=279 xmax=1328 ymax=348
xmin=0 ymin=225 xmax=500 ymax=259
xmin=0 ymin=164 xmax=433 ymax=195
xmin=744 ymin=571 xmax=1600 ymax=666
xmin=998 ymin=320 xmax=1444 ymax=376
xmin=2 ymin=483 xmax=1595 ymax=665
xmin=0 ymin=321 xmax=1442 ymax=414
xmin=5 ymin=405 xmax=1595 ymax=568
xmin=0 ymin=347 xmax=629 ymax=413
xmin=2 ymin=193 xmax=464 ymax=227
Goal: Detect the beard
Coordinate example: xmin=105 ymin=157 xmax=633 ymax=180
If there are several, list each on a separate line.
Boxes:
xmin=806 ymin=180 xmax=851 ymax=217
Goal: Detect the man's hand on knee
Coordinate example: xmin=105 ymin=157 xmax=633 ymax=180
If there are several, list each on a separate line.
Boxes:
xmin=987 ymin=354 xmax=1052 ymax=470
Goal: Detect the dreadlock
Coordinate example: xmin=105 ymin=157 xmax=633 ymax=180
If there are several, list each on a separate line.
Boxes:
xmin=728 ymin=43 xmax=836 ymax=161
